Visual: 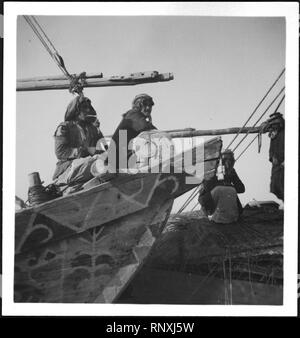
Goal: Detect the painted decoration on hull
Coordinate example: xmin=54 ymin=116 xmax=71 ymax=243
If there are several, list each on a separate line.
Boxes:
xmin=14 ymin=137 xmax=222 ymax=303
xmin=15 ymin=199 xmax=174 ymax=303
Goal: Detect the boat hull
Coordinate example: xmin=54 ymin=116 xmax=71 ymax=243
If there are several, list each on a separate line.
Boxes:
xmin=15 ymin=198 xmax=174 ymax=303
xmin=14 ymin=137 xmax=222 ymax=303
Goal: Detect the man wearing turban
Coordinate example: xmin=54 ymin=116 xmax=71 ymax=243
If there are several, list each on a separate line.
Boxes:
xmin=198 ymin=150 xmax=245 ymax=224
xmin=52 ymin=95 xmax=107 ymax=188
xmin=262 ymin=112 xmax=285 ymax=201
xmin=107 ymin=93 xmax=157 ymax=172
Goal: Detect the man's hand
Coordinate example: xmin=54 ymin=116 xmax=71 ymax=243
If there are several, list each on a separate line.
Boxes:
xmin=78 ymin=146 xmax=90 ymax=157
xmin=88 ymin=147 xmax=96 ymax=155
xmin=272 ymin=157 xmax=279 ymax=166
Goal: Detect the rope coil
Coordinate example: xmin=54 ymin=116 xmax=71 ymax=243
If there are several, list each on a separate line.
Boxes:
xmin=27 ymin=183 xmax=62 ymax=206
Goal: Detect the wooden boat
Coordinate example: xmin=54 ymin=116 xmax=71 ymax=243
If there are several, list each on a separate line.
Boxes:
xmin=14 ymin=69 xmax=267 ymax=304
xmin=14 ymin=60 xmax=265 ymax=304
xmin=14 ymin=136 xmax=222 ymax=303
xmin=14 ymin=16 xmax=284 ymax=306
xmin=117 ymin=202 xmax=283 ymax=305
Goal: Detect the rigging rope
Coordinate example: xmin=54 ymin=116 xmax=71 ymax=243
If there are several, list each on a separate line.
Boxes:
xmin=180 ymin=86 xmax=285 ymax=214
xmin=226 ymin=68 xmax=285 ymax=150
xmin=23 ymin=15 xmax=85 ymax=94
xmin=235 ymin=135 xmax=259 ymax=162
xmin=232 ymin=86 xmax=285 ymax=153
xmin=30 ymin=16 xmax=60 ymax=55
xmin=177 ymin=186 xmax=200 ymax=214
xmin=23 ymin=16 xmax=53 ymax=59
xmin=270 ymin=93 xmax=285 ymax=117
xmin=235 ymin=94 xmax=285 ymax=161
xmin=190 ymin=201 xmax=199 ymax=212
xmin=23 ymin=16 xmax=71 ymax=78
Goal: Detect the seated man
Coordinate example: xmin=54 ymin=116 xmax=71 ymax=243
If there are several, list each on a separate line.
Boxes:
xmin=93 ymin=117 xmax=109 ymax=153
xmin=107 ymin=93 xmax=157 ymax=173
xmin=53 ymin=95 xmax=106 ymax=189
xmin=198 ymin=150 xmax=245 ymax=224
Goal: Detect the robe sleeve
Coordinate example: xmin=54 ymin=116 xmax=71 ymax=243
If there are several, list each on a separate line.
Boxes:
xmin=229 ymin=168 xmax=245 ymax=193
xmin=54 ymin=123 xmax=81 ymax=160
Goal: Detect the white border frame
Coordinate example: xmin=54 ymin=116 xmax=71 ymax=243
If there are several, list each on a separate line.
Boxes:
xmin=3 ymin=2 xmax=299 ymax=316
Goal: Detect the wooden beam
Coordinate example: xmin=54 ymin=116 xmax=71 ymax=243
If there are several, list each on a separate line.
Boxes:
xmin=16 ymin=71 xmax=174 ymax=91
xmin=104 ymin=127 xmax=261 ymax=139
xmin=168 ymin=127 xmax=261 ymax=138
xmin=18 ymin=73 xmax=104 ymax=82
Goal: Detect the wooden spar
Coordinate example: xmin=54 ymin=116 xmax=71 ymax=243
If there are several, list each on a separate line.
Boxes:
xmin=104 ymin=127 xmax=261 ymax=139
xmin=168 ymin=126 xmax=261 ymax=138
xmin=104 ymin=128 xmax=196 ymax=138
xmin=18 ymin=73 xmax=104 ymax=82
xmin=16 ymin=71 xmax=174 ymax=91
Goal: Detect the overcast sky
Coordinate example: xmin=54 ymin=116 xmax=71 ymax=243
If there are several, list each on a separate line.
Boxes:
xmin=16 ymin=15 xmax=286 ymax=211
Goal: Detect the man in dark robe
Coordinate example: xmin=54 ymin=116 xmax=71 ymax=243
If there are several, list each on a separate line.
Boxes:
xmin=198 ymin=150 xmax=245 ymax=223
xmin=53 ymin=95 xmax=106 ymax=187
xmin=264 ymin=112 xmax=285 ymax=201
xmin=107 ymin=93 xmax=157 ymax=173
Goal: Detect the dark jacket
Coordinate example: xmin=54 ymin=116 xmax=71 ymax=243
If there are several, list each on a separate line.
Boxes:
xmin=269 ymin=129 xmax=284 ymax=165
xmin=107 ymin=109 xmax=157 ymax=171
xmin=198 ymin=168 xmax=245 ymax=215
xmin=53 ymin=121 xmax=102 ymax=180
xmin=269 ymin=129 xmax=284 ymax=200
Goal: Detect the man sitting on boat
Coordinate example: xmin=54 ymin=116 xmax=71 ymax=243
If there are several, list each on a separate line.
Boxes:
xmin=107 ymin=93 xmax=157 ymax=173
xmin=198 ymin=150 xmax=245 ymax=224
xmin=52 ymin=95 xmax=108 ymax=190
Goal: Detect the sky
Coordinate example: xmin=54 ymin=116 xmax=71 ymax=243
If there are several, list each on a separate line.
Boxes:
xmin=16 ymin=15 xmax=286 ymax=211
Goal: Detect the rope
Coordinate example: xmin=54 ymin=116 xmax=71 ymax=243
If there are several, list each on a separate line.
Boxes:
xmin=235 ymin=135 xmax=258 ymax=162
xmin=30 ymin=15 xmax=60 ymax=54
xmin=177 ymin=186 xmax=200 ymax=214
xmin=24 ymin=16 xmax=72 ymax=78
xmin=23 ymin=16 xmax=85 ymax=94
xmin=232 ymin=86 xmax=285 ymax=152
xmin=25 ymin=16 xmax=72 ymax=78
xmin=27 ymin=185 xmax=51 ymax=206
xmin=226 ymin=68 xmax=285 ymax=150
xmin=177 ymin=189 xmax=197 ymax=214
xmin=190 ymin=201 xmax=198 ymax=212
xmin=270 ymin=94 xmax=285 ymax=117
xmin=27 ymin=183 xmax=62 ymax=206
xmin=235 ymin=93 xmax=285 ymax=161
xmin=177 ymin=73 xmax=285 ymax=219
xmin=228 ymin=248 xmax=233 ymax=305
xmin=23 ymin=16 xmax=54 ymax=60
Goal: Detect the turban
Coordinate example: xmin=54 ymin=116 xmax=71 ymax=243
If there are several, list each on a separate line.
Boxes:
xmin=267 ymin=112 xmax=285 ymax=129
xmin=64 ymin=96 xmax=95 ymax=121
xmin=132 ymin=94 xmax=154 ymax=108
xmin=221 ymin=149 xmax=235 ymax=163
xmin=260 ymin=112 xmax=285 ymax=133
